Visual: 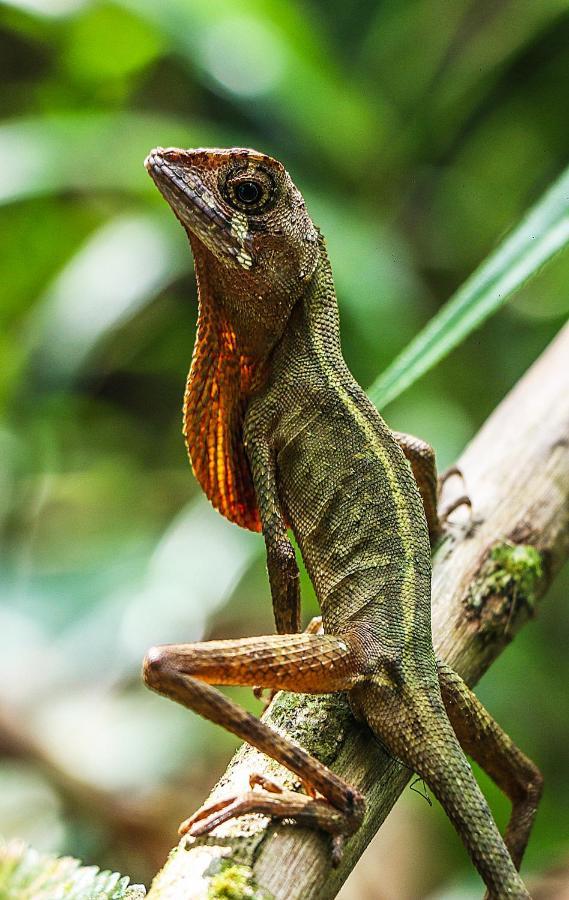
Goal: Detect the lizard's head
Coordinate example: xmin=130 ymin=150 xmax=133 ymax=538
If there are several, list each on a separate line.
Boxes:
xmin=144 ymin=147 xmax=323 ymax=531
xmin=145 ymin=146 xmax=320 ymax=290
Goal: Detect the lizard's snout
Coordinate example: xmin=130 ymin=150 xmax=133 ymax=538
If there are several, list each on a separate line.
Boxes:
xmin=144 ymin=146 xmax=255 ymax=271
xmin=144 ymin=147 xmax=164 ymax=172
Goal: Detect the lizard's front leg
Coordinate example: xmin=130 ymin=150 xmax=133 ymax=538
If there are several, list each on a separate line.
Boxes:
xmin=392 ymin=430 xmax=471 ymax=543
xmin=245 ymin=423 xmax=301 ymax=634
xmin=143 ymin=632 xmax=365 ymax=863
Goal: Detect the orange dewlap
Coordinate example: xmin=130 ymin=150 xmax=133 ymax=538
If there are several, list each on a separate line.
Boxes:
xmin=183 ymin=318 xmax=263 ymax=532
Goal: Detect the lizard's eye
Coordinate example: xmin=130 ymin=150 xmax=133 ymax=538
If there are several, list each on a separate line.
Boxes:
xmin=235 ymin=180 xmax=262 ymax=205
xmin=223 ymin=168 xmax=275 ymax=214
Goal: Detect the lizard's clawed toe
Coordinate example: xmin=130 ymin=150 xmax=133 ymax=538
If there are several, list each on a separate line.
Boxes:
xmin=253 ymin=686 xmax=278 ymax=710
xmin=438 ymin=466 xmax=473 ymax=530
xmin=249 ymin=772 xmax=283 ymax=793
xmin=331 ymin=833 xmax=346 ymax=867
xmin=440 ymin=494 xmax=473 ymax=529
xmin=179 ymin=794 xmax=238 ymax=836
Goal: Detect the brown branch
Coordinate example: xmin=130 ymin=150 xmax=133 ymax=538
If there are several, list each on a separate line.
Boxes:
xmin=147 ymin=323 xmax=569 ymax=900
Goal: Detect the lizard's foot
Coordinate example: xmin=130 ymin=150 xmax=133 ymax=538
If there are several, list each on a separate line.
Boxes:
xmin=179 ymin=772 xmax=359 ymax=866
xmin=438 ymin=466 xmax=472 ymax=529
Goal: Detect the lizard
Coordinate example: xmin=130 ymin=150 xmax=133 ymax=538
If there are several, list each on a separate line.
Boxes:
xmin=143 ymin=146 xmax=543 ymax=898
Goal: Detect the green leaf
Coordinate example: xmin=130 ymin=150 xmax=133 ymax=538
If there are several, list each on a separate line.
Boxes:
xmin=368 ymin=163 xmax=569 ymax=409
xmin=0 ymin=840 xmax=146 ymax=900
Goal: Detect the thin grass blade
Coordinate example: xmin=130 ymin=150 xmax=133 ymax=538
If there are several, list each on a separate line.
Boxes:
xmin=368 ymin=165 xmax=569 ymax=409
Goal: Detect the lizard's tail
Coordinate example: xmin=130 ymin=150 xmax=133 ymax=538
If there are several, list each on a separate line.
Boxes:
xmin=359 ymin=682 xmax=530 ymax=899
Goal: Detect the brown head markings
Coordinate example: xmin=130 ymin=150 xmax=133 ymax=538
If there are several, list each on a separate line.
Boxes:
xmin=145 ymin=147 xmax=320 ymax=529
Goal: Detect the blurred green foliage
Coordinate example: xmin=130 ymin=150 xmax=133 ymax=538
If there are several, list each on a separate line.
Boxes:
xmin=0 ymin=1 xmax=568 ymax=896
xmin=0 ymin=839 xmax=145 ymax=900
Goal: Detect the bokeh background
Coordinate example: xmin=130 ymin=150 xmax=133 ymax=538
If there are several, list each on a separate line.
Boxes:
xmin=1 ymin=1 xmax=568 ymax=897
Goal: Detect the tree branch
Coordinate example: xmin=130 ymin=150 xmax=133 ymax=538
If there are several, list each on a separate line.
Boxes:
xmin=147 ymin=323 xmax=569 ymax=900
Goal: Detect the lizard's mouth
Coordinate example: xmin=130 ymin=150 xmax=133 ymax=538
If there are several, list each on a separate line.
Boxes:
xmin=145 ymin=148 xmax=254 ymax=270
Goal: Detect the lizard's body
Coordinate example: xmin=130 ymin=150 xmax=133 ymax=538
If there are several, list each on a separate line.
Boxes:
xmin=144 ymin=147 xmax=542 ymax=898
xmin=251 ymin=250 xmax=432 ymax=648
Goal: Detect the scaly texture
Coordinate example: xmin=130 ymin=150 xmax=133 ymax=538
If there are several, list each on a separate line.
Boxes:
xmin=144 ymin=147 xmax=542 ymax=898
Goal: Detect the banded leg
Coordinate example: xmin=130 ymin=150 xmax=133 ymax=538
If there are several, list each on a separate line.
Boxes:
xmin=254 ymin=615 xmax=324 ymax=704
xmin=437 ymin=659 xmax=543 ymax=870
xmin=143 ymin=632 xmax=365 ymax=856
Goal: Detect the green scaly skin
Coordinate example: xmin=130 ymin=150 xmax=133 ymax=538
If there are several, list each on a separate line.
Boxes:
xmin=143 ymin=147 xmax=540 ymax=898
xmin=246 ymin=245 xmax=527 ymax=896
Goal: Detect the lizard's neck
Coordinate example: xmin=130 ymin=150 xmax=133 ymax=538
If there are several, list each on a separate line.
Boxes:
xmin=182 ymin=233 xmax=312 ymax=532
xmin=297 ymin=238 xmax=345 ymax=366
xmin=190 ymin=233 xmax=306 ymax=359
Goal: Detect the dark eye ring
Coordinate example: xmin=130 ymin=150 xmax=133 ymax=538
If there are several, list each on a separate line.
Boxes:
xmin=235 ymin=180 xmax=262 ymax=205
xmin=223 ymin=168 xmax=275 ymax=213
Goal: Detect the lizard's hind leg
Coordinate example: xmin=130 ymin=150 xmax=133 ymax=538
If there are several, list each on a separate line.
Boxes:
xmin=253 ymin=614 xmax=324 ymax=705
xmin=437 ymin=659 xmax=543 ymax=869
xmin=355 ymin=679 xmax=531 ymax=898
xmin=143 ymin=632 xmax=365 ymax=858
